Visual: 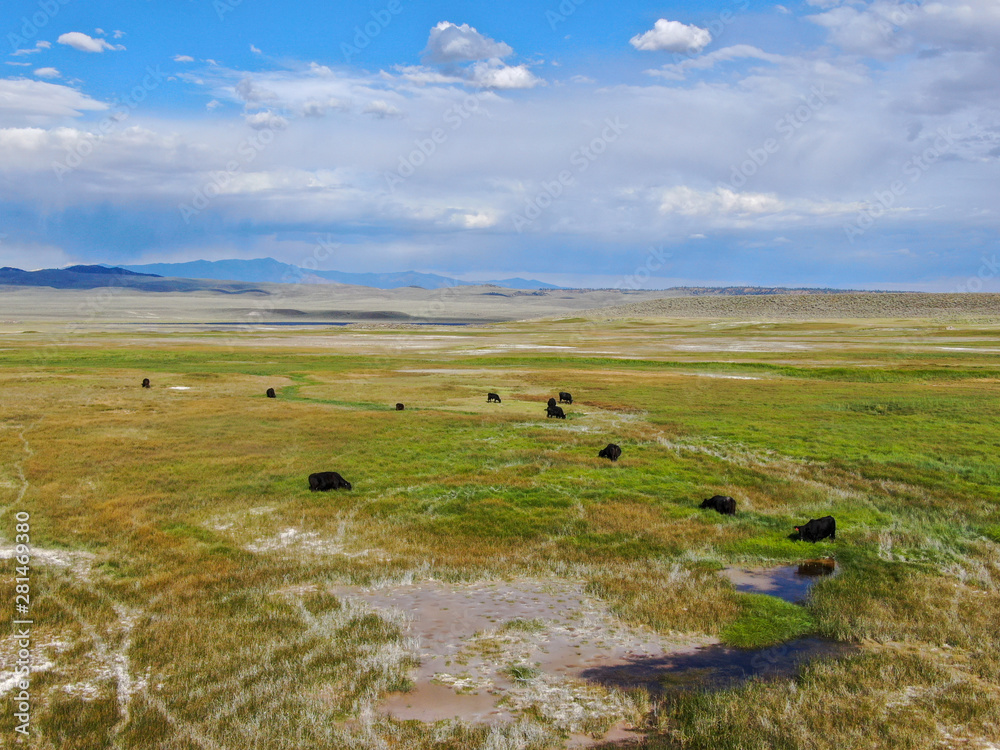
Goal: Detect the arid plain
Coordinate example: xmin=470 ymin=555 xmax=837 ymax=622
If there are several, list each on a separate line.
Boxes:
xmin=1 ymin=286 xmax=999 ymax=749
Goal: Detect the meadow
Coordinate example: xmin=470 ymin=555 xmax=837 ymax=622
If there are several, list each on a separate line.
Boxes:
xmin=1 ymin=315 xmax=998 ymax=749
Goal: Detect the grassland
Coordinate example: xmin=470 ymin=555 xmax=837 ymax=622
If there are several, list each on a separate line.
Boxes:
xmin=1 ymin=313 xmax=999 ymax=749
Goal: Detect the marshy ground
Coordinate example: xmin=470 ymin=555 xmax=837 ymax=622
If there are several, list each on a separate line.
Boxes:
xmin=1 ymin=312 xmax=999 ymax=748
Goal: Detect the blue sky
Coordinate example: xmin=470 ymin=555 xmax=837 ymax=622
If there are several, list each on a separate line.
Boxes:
xmin=0 ymin=0 xmax=997 ymax=289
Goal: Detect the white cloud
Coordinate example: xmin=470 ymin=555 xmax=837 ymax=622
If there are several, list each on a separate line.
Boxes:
xmin=299 ymin=97 xmax=346 ymax=117
xmin=457 ymin=212 xmax=498 ymax=228
xmin=206 ymin=99 xmax=221 ymax=111
xmin=393 ymin=65 xmax=464 ymax=86
xmin=647 ymin=45 xmax=786 ymax=80
xmin=112 ymin=30 xmax=126 ymax=39
xmin=423 ymin=22 xmax=513 ymax=63
xmin=630 ymin=19 xmax=712 ymax=54
xmin=11 ymin=41 xmax=50 ymax=56
xmin=0 ymin=79 xmax=107 ymax=126
xmin=660 ymin=186 xmax=785 ymax=216
xmin=808 ymin=0 xmax=1000 ymax=57
xmin=250 ymin=44 xmax=262 ymax=55
xmin=468 ymin=60 xmax=541 ymax=89
xmin=363 ymin=100 xmax=403 ymax=118
xmin=34 ymin=67 xmax=60 ymax=78
xmin=57 ymin=32 xmax=125 ymax=53
xmin=244 ymin=111 xmax=288 ymax=130
xmin=174 ymin=55 xmax=195 ymax=63
xmin=6 ymin=62 xmax=31 ymax=67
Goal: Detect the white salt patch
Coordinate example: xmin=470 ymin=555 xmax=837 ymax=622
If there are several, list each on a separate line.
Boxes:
xmin=695 ymin=373 xmax=762 ymax=380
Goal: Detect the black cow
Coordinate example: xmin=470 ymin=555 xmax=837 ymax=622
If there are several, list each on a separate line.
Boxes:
xmin=396 ymin=403 xmax=405 ymax=411
xmin=598 ymin=443 xmax=622 ymax=461
xmin=559 ymin=391 xmax=573 ymax=404
xmin=547 ymin=397 xmax=557 ymax=408
xmin=141 ymin=378 xmax=150 ymax=389
xmin=487 ymin=393 xmax=501 ymax=403
xmin=308 ymin=472 xmax=352 ymax=491
xmin=700 ymin=495 xmax=737 ymax=515
xmin=795 ymin=516 xmax=836 ymax=543
xmin=266 ymin=388 xmax=276 ymax=398
xmin=546 ymin=404 xmax=566 ymax=419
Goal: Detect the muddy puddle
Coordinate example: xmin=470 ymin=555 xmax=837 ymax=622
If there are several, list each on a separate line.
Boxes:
xmin=719 ymin=559 xmax=837 ymax=604
xmin=331 ymin=573 xmax=851 ymax=744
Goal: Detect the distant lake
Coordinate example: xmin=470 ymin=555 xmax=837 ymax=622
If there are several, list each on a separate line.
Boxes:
xmin=122 ymin=321 xmax=471 ymax=327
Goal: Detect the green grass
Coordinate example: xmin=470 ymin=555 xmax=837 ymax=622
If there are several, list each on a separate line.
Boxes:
xmin=720 ymin=593 xmax=816 ymax=648
xmin=1 ymin=318 xmax=999 ymax=748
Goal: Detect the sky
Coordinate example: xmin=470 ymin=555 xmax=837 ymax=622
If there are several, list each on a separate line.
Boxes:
xmin=0 ymin=0 xmax=997 ymax=290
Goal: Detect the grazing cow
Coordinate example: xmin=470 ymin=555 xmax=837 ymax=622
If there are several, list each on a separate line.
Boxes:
xmin=308 ymin=471 xmax=352 ymax=491
xmin=598 ymin=443 xmax=622 ymax=461
xmin=797 ymin=558 xmax=836 ymax=576
xmin=141 ymin=378 xmax=150 ymax=389
xmin=795 ymin=516 xmax=836 ymax=543
xmin=559 ymin=391 xmax=573 ymax=404
xmin=700 ymin=495 xmax=737 ymax=515
xmin=546 ymin=404 xmax=566 ymax=419
xmin=266 ymin=388 xmax=276 ymax=398
xmin=547 ymin=397 xmax=557 ymax=408
xmin=487 ymin=393 xmax=501 ymax=403
xmin=396 ymin=403 xmax=405 ymax=411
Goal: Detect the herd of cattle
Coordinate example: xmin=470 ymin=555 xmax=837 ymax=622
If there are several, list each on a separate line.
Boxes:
xmin=141 ymin=378 xmax=837 ymax=543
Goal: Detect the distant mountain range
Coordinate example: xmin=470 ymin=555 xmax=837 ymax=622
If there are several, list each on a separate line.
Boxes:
xmin=0 ymin=265 xmax=271 ymax=293
xmin=116 ymin=258 xmax=564 ymax=290
xmin=1 ymin=262 xmax=890 ymax=296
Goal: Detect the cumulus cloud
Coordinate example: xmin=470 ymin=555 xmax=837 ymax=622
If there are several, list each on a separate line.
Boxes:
xmin=423 ymin=22 xmax=513 ymax=63
xmin=299 ymin=97 xmax=347 ymax=117
xmin=234 ymin=77 xmax=279 ymax=106
xmin=244 ymin=111 xmax=288 ymax=130
xmin=57 ymin=32 xmax=125 ymax=53
xmin=34 ymin=67 xmax=60 ymax=78
xmin=630 ymin=19 xmax=712 ymax=54
xmin=808 ymin=0 xmax=1000 ymax=57
xmin=174 ymin=55 xmax=195 ymax=63
xmin=468 ymin=60 xmax=541 ymax=89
